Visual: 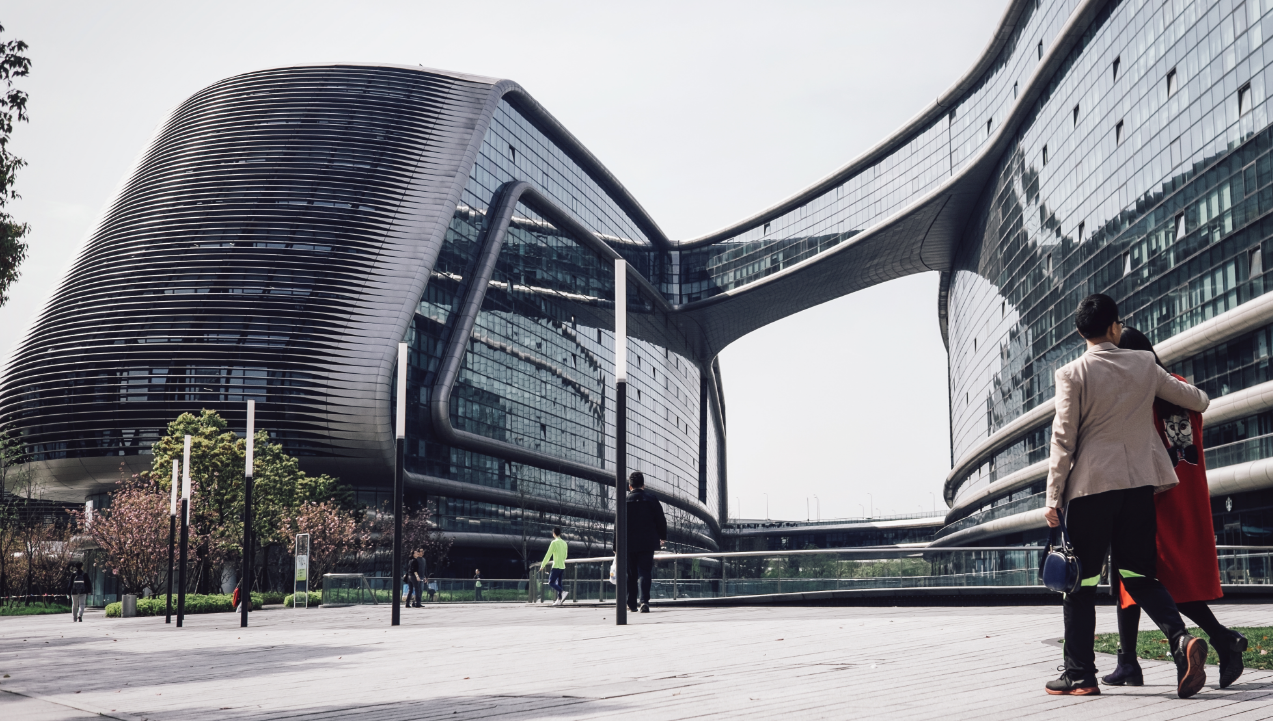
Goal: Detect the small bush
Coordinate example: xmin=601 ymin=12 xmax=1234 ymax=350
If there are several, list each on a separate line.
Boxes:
xmin=105 ymin=593 xmax=263 ymax=618
xmin=258 ymin=591 xmax=287 ymax=605
xmin=283 ymin=591 xmax=322 ymax=607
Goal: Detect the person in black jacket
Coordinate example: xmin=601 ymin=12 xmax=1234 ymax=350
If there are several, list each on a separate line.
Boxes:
xmin=66 ymin=562 xmax=91 ymax=622
xmin=625 ymin=472 xmax=666 ymax=613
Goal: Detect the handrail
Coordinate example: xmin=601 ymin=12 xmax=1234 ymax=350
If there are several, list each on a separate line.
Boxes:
xmin=561 ymin=545 xmax=1273 ymax=564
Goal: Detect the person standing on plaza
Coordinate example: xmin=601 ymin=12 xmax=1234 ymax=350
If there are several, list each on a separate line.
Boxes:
xmin=473 ymin=569 xmax=483 ymax=602
xmin=1043 ymin=294 xmax=1211 ymax=698
xmin=66 ymin=561 xmax=90 ymax=622
xmin=406 ymin=549 xmax=424 ymax=608
xmin=625 ymin=472 xmax=666 ymax=614
xmin=1100 ymin=327 xmax=1248 ymax=689
xmin=540 ymin=527 xmax=570 ymax=605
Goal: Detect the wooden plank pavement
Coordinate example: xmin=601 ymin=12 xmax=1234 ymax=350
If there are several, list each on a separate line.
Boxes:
xmin=1 ymin=600 xmax=1271 ymax=720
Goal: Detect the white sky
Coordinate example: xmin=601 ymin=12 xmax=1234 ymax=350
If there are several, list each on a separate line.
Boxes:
xmin=1 ymin=0 xmax=1007 ymax=521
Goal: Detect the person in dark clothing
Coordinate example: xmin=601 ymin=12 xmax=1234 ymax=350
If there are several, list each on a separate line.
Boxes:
xmin=66 ymin=562 xmax=91 ymax=622
xmin=625 ymin=471 xmax=667 ymax=613
xmin=473 ymin=569 xmax=483 ymax=602
xmin=405 ymin=549 xmax=424 ymax=608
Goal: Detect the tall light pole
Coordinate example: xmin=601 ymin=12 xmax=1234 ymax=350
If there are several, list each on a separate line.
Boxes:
xmin=813 ymin=495 xmax=820 ymax=522
xmin=177 ymin=435 xmax=192 ymax=627
xmin=613 ymin=258 xmax=628 ymax=627
xmin=240 ymin=400 xmax=255 ymax=628
xmin=858 ymin=503 xmax=865 ymax=517
xmin=392 ymin=342 xmax=407 ymax=627
xmin=165 ymin=459 xmax=177 ymax=624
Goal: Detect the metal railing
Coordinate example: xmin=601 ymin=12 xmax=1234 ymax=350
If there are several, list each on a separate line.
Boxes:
xmin=528 ymin=545 xmax=1273 ymax=603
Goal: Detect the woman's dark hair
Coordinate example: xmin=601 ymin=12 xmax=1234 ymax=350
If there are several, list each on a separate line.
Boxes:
xmin=1117 ymin=326 xmax=1164 ymax=368
xmin=1075 ymin=293 xmax=1120 ymax=338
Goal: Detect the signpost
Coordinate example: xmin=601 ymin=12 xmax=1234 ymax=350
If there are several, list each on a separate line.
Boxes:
xmin=177 ymin=435 xmax=192 ymax=627
xmin=165 ymin=459 xmax=177 ymax=624
xmin=614 ymin=259 xmax=628 ymax=627
xmin=240 ymin=400 xmax=255 ymax=628
xmin=294 ymin=533 xmax=310 ymax=608
xmin=392 ymin=342 xmax=406 ymax=626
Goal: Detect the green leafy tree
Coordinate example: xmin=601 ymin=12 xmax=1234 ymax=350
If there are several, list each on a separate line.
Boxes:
xmin=145 ymin=409 xmax=350 ymax=591
xmin=0 ymin=23 xmax=30 ymax=306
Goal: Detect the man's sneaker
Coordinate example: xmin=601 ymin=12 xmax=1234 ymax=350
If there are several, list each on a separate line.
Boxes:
xmin=1173 ymin=634 xmax=1209 ymax=699
xmin=628 ymin=604 xmax=638 ymax=613
xmin=1101 ymin=652 xmax=1144 ymax=686
xmin=561 ymin=591 xmax=570 ymax=603
xmin=639 ymin=602 xmax=650 ymax=613
xmin=1219 ymin=631 xmax=1248 ymax=689
xmin=1045 ymin=667 xmax=1100 ymax=696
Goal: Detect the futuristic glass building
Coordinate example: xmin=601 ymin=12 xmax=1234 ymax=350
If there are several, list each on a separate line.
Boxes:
xmin=4 ymin=0 xmax=1273 ymax=567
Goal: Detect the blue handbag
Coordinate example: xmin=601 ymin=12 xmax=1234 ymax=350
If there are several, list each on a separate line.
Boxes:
xmin=1041 ymin=511 xmax=1082 ymax=594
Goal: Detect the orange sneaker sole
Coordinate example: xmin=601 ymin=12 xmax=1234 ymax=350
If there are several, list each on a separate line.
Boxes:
xmin=1178 ymin=637 xmax=1209 ymax=699
xmin=1046 ymin=686 xmax=1100 ymax=696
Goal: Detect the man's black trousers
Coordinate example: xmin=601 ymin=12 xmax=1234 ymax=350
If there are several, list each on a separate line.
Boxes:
xmin=1062 ymin=485 xmax=1187 ymax=677
xmin=627 ymin=550 xmax=654 ymax=608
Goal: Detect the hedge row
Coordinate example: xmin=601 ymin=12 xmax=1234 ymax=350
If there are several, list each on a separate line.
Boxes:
xmin=283 ymin=591 xmax=322 ymax=607
xmin=105 ymin=593 xmax=264 ymax=618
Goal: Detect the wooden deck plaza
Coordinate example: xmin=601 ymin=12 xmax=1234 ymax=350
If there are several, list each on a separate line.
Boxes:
xmin=1 ymin=600 xmax=1271 ymax=720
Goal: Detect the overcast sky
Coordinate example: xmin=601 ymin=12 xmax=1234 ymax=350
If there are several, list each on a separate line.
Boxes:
xmin=1 ymin=0 xmax=1007 ymax=521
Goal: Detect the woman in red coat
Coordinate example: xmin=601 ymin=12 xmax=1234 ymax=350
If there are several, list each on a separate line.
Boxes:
xmin=1104 ymin=328 xmax=1248 ymax=689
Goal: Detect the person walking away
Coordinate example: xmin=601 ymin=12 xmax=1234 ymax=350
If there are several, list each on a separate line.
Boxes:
xmin=541 ymin=527 xmax=570 ymax=605
xmin=406 ymin=549 xmax=424 ymax=608
xmin=427 ymin=575 xmax=438 ymax=602
xmin=625 ymin=472 xmax=667 ymax=614
xmin=67 ymin=562 xmax=90 ymax=622
xmin=1044 ymin=294 xmax=1211 ymax=698
xmin=1101 ymin=327 xmax=1248 ymax=689
xmin=473 ymin=569 xmax=483 ymax=602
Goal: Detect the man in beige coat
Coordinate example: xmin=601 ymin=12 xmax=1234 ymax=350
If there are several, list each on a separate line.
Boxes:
xmin=1043 ymin=294 xmax=1211 ymax=698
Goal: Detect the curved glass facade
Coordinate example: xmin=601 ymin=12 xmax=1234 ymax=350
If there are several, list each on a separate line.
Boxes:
xmin=945 ymin=0 xmax=1273 ymax=547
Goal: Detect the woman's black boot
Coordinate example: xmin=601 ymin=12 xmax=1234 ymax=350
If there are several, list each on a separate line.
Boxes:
xmin=1219 ymin=631 xmax=1248 ymax=689
xmin=1101 ymin=651 xmax=1144 ymax=686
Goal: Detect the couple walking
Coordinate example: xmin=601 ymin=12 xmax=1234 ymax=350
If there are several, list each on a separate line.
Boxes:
xmin=1044 ymin=294 xmax=1247 ymax=698
xmin=539 ymin=471 xmax=667 ymax=612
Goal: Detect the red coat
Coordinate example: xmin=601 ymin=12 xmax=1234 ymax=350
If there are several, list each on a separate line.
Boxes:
xmin=1119 ymin=376 xmax=1223 ymax=607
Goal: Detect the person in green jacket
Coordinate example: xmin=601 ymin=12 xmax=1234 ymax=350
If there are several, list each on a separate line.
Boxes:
xmin=540 ymin=527 xmax=569 ymax=605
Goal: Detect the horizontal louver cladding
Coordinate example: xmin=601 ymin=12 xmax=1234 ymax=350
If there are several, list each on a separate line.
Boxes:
xmin=0 ymin=65 xmax=492 ymax=478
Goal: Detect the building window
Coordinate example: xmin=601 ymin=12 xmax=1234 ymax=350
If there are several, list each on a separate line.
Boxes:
xmin=1171 ymin=136 xmax=1182 ymax=168
xmin=1112 ymin=56 xmax=1121 ymax=81
xmin=1115 ymin=120 xmax=1125 ymax=145
xmin=1001 ymin=301 xmax=1006 ymax=318
xmin=1122 ymin=252 xmax=1131 ymax=276
xmin=1013 ymin=81 xmax=1018 ymax=99
xmin=949 ymin=109 xmax=957 ymax=125
xmin=1037 ymin=40 xmax=1043 ymax=59
xmin=1077 ymin=221 xmax=1085 ymax=241
xmin=763 ymin=221 xmax=770 ymax=235
xmin=973 ymin=338 xmax=977 ymax=352
xmin=509 ymin=145 xmax=516 ymax=163
xmin=1046 ymin=253 xmax=1053 ymax=276
xmin=1251 ymin=247 xmax=1264 ymax=278
xmin=1042 ymin=145 xmax=1048 ymax=166
xmin=1073 ymin=104 xmax=1080 ymax=127
xmin=986 ymin=118 xmax=992 ymax=137
xmin=1166 ymin=68 xmax=1177 ymax=97
xmin=1174 ymin=212 xmax=1185 ymax=239
xmin=1239 ymin=83 xmax=1253 ymax=115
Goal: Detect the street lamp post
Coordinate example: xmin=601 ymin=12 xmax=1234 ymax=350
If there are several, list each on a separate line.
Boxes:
xmin=240 ymin=400 xmax=255 ymax=628
xmin=614 ymin=259 xmax=628 ymax=627
xmin=177 ymin=435 xmax=192 ymax=627
xmin=165 ymin=459 xmax=177 ymax=624
xmin=813 ymin=495 xmax=820 ymax=522
xmin=392 ymin=343 xmax=407 ymax=627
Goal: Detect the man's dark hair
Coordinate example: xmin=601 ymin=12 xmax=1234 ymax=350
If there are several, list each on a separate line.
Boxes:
xmin=552 ymin=527 xmax=561 ymax=536
xmin=73 ymin=561 xmax=83 ymax=570
xmin=628 ymin=471 xmax=645 ymax=487
xmin=1075 ymin=293 xmax=1120 ymax=338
